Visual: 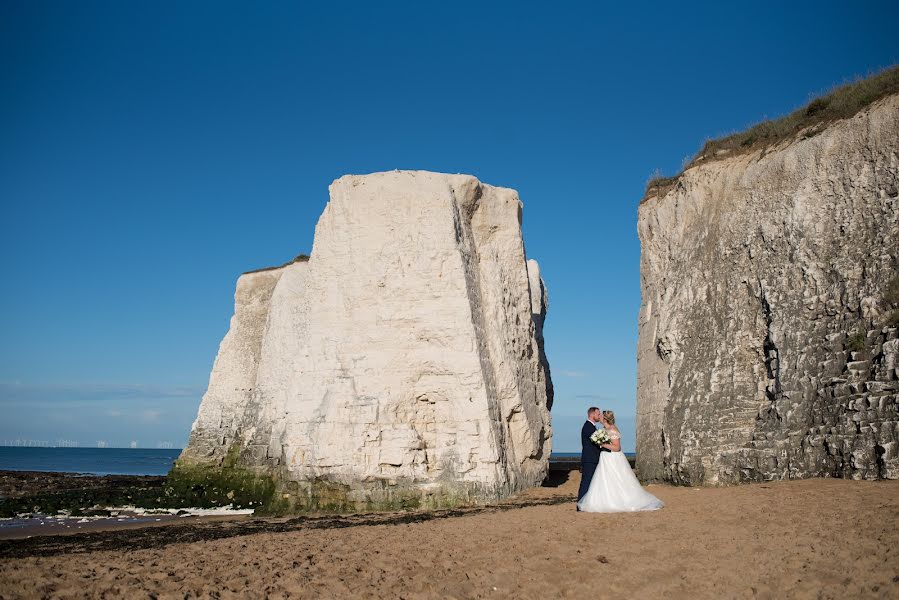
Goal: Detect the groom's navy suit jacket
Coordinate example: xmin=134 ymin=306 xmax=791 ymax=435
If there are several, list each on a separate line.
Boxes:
xmin=581 ymin=420 xmax=601 ymax=465
xmin=578 ymin=420 xmax=603 ymax=502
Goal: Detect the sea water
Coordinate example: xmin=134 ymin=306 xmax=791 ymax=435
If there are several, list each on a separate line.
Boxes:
xmin=0 ymin=447 xmax=181 ymax=476
xmin=550 ymin=452 xmax=637 ymax=459
xmin=0 ymin=448 xmax=635 ymax=476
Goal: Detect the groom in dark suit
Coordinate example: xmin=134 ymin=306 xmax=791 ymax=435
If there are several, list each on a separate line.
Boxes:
xmin=578 ymin=406 xmax=603 ymax=507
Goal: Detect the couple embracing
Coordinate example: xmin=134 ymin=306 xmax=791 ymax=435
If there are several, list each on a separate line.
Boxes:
xmin=577 ymin=407 xmax=664 ymax=513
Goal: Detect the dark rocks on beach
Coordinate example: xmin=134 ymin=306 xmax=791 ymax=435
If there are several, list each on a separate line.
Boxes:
xmin=0 ymin=471 xmax=169 ymax=518
xmin=0 ymin=493 xmax=577 ymax=559
xmin=547 ymin=455 xmax=636 ymax=471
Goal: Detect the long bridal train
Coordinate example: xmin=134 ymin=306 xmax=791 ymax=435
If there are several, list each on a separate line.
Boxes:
xmin=577 ymin=450 xmax=665 ymax=513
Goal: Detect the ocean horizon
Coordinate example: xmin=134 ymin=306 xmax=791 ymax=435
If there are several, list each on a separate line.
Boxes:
xmin=0 ymin=447 xmax=183 ymax=476
xmin=0 ymin=447 xmax=632 ymax=476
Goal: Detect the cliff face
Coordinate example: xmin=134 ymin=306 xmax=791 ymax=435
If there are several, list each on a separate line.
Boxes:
xmin=636 ymin=95 xmax=899 ymax=485
xmin=178 ymin=171 xmax=553 ymax=511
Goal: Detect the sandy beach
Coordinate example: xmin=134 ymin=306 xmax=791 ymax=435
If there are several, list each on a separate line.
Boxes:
xmin=1 ymin=471 xmax=896 ymax=599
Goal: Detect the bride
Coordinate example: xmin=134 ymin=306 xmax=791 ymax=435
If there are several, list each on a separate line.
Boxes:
xmin=577 ymin=410 xmax=664 ymax=513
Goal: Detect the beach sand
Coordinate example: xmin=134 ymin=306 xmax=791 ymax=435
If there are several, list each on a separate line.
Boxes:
xmin=1 ymin=471 xmax=896 ymax=599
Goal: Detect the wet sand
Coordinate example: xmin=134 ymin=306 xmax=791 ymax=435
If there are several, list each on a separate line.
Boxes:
xmin=0 ymin=472 xmax=897 ymax=599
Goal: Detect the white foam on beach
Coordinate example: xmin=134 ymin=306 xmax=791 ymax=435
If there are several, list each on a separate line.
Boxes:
xmin=175 ymin=506 xmax=255 ymax=517
xmin=100 ymin=504 xmax=255 ymax=517
xmin=2 ymin=505 xmax=255 ymax=531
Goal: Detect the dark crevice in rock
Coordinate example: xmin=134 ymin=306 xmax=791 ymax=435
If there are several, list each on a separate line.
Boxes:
xmin=761 ymin=292 xmax=782 ymax=409
xmin=874 ymin=444 xmax=886 ymax=479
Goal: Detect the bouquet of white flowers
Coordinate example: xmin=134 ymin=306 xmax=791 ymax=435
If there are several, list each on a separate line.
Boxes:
xmin=590 ymin=429 xmax=612 ymax=447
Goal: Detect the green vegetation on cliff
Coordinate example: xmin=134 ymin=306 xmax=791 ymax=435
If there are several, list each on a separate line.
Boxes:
xmin=243 ymin=253 xmax=310 ymax=275
xmin=644 ymin=65 xmax=899 ymax=200
xmin=167 ymin=444 xmax=484 ymax=515
xmin=165 ymin=444 xmax=277 ymax=511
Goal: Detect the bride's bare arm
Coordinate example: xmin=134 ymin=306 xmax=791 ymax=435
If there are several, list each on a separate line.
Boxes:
xmin=601 ymin=428 xmax=621 ymax=452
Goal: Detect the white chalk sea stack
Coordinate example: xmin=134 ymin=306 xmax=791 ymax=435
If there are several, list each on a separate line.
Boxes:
xmin=176 ymin=171 xmax=553 ymax=512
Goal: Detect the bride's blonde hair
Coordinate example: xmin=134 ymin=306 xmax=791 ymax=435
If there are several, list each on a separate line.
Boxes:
xmin=602 ymin=410 xmax=616 ymax=425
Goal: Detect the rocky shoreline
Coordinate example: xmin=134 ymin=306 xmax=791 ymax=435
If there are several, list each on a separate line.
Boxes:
xmin=0 ymin=470 xmax=166 ymax=501
xmin=0 ymin=470 xmax=170 ymax=519
xmin=0 ymin=457 xmax=590 ymax=523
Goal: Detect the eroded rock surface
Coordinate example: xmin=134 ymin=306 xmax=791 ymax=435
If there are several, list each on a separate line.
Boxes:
xmin=179 ymin=171 xmax=553 ymax=510
xmin=637 ymin=95 xmax=899 ymax=485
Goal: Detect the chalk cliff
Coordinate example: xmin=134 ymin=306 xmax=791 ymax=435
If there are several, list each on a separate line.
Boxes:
xmin=176 ymin=171 xmax=553 ymax=511
xmin=636 ymin=93 xmax=899 ymax=485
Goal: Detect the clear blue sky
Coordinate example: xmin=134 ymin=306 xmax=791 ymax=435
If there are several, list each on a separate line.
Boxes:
xmin=1 ymin=1 xmax=896 ymax=451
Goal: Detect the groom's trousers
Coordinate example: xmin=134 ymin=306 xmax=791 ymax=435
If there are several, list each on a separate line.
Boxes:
xmin=578 ymin=461 xmax=598 ymax=502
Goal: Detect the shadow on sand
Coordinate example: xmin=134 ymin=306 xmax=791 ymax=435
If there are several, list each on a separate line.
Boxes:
xmin=0 ymin=490 xmax=577 ymax=560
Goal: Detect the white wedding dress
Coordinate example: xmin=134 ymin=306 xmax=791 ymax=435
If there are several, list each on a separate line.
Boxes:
xmin=577 ymin=428 xmax=664 ymax=513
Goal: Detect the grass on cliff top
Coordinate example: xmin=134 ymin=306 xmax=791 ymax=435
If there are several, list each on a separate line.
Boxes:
xmin=243 ymin=253 xmax=310 ymax=275
xmin=643 ymin=64 xmax=899 ymax=202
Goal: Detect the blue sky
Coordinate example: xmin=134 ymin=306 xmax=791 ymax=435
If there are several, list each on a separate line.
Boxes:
xmin=1 ymin=1 xmax=896 ymax=451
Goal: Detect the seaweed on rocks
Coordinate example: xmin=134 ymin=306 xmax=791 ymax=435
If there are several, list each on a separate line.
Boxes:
xmin=0 ymin=494 xmax=575 ymax=559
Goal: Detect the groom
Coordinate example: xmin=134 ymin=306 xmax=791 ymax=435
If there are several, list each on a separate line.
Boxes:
xmin=578 ymin=406 xmax=603 ymax=507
